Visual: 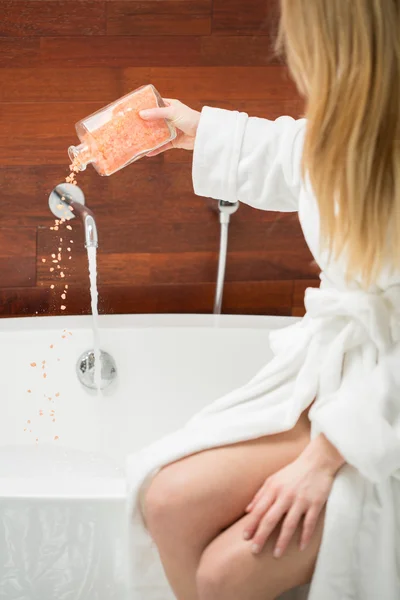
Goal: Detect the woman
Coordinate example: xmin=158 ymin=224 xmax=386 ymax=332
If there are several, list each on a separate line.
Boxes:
xmin=127 ymin=1 xmax=400 ymax=599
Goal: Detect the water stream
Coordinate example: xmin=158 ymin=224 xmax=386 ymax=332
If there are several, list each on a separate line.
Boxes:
xmin=87 ymin=246 xmax=102 ymax=391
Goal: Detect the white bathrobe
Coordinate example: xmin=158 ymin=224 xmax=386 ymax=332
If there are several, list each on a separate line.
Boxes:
xmin=127 ymin=108 xmax=400 ymax=600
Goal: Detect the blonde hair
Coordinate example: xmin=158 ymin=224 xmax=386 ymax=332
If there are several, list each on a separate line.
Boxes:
xmin=277 ymin=0 xmax=400 ymax=287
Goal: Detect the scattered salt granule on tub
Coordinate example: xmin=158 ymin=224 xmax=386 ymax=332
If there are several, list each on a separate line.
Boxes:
xmin=54 ymin=436 xmax=59 ymax=441
xmin=27 ymin=389 xmax=31 ymax=393
xmin=27 ymin=420 xmax=31 ymax=424
xmin=43 ymin=373 xmax=47 ymax=379
xmin=55 ymin=392 xmax=60 ymax=397
xmin=50 ymin=344 xmax=54 ymax=349
xmin=30 ymin=363 xmax=36 ymax=367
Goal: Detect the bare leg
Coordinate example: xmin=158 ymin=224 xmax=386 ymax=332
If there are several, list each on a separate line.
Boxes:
xmin=196 ymin=509 xmax=324 ymax=600
xmin=144 ymin=411 xmax=312 ymax=600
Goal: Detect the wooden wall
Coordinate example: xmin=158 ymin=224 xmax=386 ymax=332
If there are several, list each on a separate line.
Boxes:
xmin=0 ymin=0 xmax=319 ymax=318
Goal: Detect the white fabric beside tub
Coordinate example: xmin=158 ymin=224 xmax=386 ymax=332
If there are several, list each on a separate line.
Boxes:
xmin=127 ymin=107 xmax=400 ymax=600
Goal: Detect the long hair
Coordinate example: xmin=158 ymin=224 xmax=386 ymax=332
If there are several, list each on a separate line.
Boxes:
xmin=277 ymin=0 xmax=400 ymax=287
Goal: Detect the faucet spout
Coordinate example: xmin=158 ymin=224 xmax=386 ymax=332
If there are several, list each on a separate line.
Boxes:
xmin=49 ymin=184 xmax=98 ymax=249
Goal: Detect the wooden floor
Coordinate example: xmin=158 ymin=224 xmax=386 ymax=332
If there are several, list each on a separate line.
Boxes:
xmin=0 ymin=0 xmax=319 ymax=317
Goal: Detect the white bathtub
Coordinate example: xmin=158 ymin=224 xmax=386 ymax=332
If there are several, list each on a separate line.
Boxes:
xmin=0 ymin=313 xmax=306 ymax=600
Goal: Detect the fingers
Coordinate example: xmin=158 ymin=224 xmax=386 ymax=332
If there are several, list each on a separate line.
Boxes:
xmin=139 ymin=106 xmax=175 ymax=121
xmin=243 ymin=486 xmax=275 ymax=540
xmin=300 ymin=505 xmax=321 ymax=551
xmin=273 ymin=503 xmax=304 ymax=558
xmin=247 ymin=498 xmax=290 ymax=555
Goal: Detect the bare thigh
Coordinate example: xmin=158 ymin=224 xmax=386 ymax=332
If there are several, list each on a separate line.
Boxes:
xmin=197 ymin=509 xmax=325 ymax=600
xmin=144 ymin=410 xmax=312 ymax=547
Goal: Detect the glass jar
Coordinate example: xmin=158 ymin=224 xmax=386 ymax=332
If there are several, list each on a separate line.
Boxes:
xmin=68 ymin=84 xmax=176 ymax=176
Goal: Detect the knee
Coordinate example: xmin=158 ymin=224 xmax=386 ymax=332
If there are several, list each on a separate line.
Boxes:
xmin=143 ymin=463 xmax=190 ymax=534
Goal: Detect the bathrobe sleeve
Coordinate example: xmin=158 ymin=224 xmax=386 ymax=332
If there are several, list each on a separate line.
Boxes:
xmin=310 ymin=356 xmax=400 ymax=483
xmin=192 ymin=107 xmax=306 ymax=212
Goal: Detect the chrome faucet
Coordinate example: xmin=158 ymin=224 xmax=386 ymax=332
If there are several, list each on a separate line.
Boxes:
xmin=48 ymin=184 xmax=98 ymax=248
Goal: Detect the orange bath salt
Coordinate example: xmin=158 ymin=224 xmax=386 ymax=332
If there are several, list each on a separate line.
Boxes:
xmin=61 ymin=305 xmax=66 ymax=311
xmin=43 ymin=373 xmax=47 ymax=379
xmin=50 ymin=267 xmax=55 ymax=272
xmin=66 ymin=225 xmax=72 ymax=230
xmin=75 ymin=85 xmax=174 ymax=176
xmin=62 ymin=335 xmax=66 ymax=339
xmin=50 ymin=344 xmax=54 ymax=349
xmin=24 ymin=428 xmax=27 ymax=432
xmin=54 ymin=436 xmax=59 ymax=441
xmin=51 ymin=254 xmax=56 ymax=258
xmin=61 ymin=293 xmax=66 ymax=300
xmin=42 ymin=258 xmax=46 ymax=263
xmin=30 ymin=362 xmax=36 ymax=367
xmin=65 ymin=284 xmax=69 ymax=289
xmin=50 ymin=284 xmax=55 ymax=289
xmin=57 ymin=265 xmax=61 ymax=269
xmin=69 ymin=256 xmax=72 ymax=260
xmin=60 ymin=272 xmax=65 ymax=278
xmin=27 ymin=420 xmax=31 ymax=424
xmin=52 ymin=418 xmax=56 ymax=423
xmin=27 ymin=389 xmax=31 ymax=393
xmin=42 ymin=360 xmax=46 ymax=364
xmin=55 ymin=392 xmax=60 ymax=397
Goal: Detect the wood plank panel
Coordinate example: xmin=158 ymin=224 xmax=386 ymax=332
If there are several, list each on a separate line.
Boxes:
xmin=0 ymin=38 xmax=40 ymax=68
xmin=40 ymin=36 xmax=203 ymax=67
xmin=213 ymin=0 xmax=279 ymax=36
xmin=40 ymin=35 xmax=278 ymax=68
xmin=0 ymin=67 xmax=298 ymax=103
xmin=0 ymin=228 xmax=36 ymax=258
xmin=0 ymin=164 xmax=288 ymax=227
xmin=107 ymin=0 xmax=212 ymax=35
xmin=0 ymin=69 xmax=120 ymax=103
xmin=0 ymin=281 xmax=293 ymax=317
xmin=0 ymin=258 xmax=36 ymax=288
xmin=121 ymin=66 xmax=298 ymax=101
xmin=201 ymin=35 xmax=279 ymax=66
xmin=36 ymin=218 xmax=311 ymax=258
xmin=36 ymin=250 xmax=315 ymax=288
xmin=1 ymin=1 xmax=106 ymax=37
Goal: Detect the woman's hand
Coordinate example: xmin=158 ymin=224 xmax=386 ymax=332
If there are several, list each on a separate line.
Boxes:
xmin=244 ymin=434 xmax=345 ymax=558
xmin=139 ymin=99 xmax=201 ymax=156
